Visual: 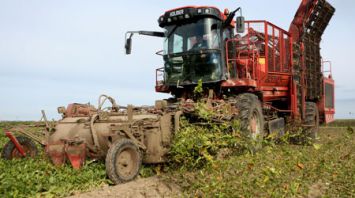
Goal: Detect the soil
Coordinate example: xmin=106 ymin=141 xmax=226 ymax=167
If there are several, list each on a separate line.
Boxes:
xmin=68 ymin=176 xmax=181 ymax=198
xmin=307 ymin=180 xmax=328 ymax=198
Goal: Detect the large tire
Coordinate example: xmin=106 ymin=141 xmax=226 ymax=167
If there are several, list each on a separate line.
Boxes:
xmin=1 ymin=136 xmax=38 ymax=160
xmin=105 ymin=139 xmax=142 ymax=184
xmin=234 ymin=93 xmax=265 ymax=150
xmin=304 ymin=102 xmax=319 ymax=141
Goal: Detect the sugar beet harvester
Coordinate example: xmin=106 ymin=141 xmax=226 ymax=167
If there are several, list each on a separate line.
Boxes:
xmin=2 ymin=0 xmax=335 ymax=184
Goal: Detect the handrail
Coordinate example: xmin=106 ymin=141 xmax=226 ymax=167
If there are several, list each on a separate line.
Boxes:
xmin=155 ymin=67 xmax=165 ymax=86
xmin=322 ymin=60 xmax=332 ymax=78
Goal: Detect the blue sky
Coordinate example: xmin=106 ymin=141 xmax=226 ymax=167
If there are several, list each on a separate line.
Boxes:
xmin=0 ymin=0 xmax=354 ymax=120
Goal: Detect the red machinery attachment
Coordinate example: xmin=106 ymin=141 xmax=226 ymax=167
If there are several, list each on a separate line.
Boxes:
xmin=5 ymin=132 xmax=26 ymax=157
xmin=46 ymin=142 xmax=66 ymax=166
xmin=47 ymin=139 xmax=86 ymax=169
xmin=65 ymin=140 xmax=86 ymax=170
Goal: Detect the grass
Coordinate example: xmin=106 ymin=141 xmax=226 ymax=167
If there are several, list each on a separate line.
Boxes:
xmin=327 ymin=119 xmax=355 ymax=127
xmin=165 ymin=126 xmax=355 ymax=197
xmin=0 ymin=122 xmax=109 ymax=198
xmin=1 ymin=121 xmax=354 ymax=197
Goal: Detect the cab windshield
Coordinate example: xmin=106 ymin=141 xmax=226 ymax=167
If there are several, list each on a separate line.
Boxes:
xmin=164 ymin=18 xmax=221 ymax=54
xmin=164 ymin=52 xmax=222 ymax=85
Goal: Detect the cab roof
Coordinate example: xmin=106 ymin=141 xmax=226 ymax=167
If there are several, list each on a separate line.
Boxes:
xmin=158 ymin=6 xmax=225 ymax=28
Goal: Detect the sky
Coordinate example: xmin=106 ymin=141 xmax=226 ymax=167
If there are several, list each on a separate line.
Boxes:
xmin=0 ymin=0 xmax=354 ymax=120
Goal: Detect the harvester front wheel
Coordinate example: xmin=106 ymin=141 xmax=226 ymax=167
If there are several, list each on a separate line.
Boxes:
xmin=234 ymin=93 xmax=265 ymax=150
xmin=304 ymin=102 xmax=319 ymax=141
xmin=105 ymin=139 xmax=142 ymax=184
xmin=1 ymin=136 xmax=38 ymax=160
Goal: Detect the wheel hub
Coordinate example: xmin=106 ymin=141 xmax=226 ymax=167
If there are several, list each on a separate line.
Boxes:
xmin=115 ymin=148 xmax=137 ymax=178
xmin=11 ymin=145 xmax=34 ymax=159
xmin=249 ymin=111 xmax=261 ymax=139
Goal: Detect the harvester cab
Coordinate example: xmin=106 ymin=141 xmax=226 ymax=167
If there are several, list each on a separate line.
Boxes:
xmin=125 ymin=6 xmax=245 ymax=98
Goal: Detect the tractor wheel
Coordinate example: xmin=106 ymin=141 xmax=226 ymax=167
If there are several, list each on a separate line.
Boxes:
xmin=304 ymin=102 xmax=319 ymax=142
xmin=105 ymin=139 xmax=142 ymax=184
xmin=234 ymin=93 xmax=265 ymax=150
xmin=1 ymin=136 xmax=38 ymax=160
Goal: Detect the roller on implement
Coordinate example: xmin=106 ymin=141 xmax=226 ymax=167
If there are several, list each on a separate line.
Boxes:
xmin=2 ymin=0 xmax=335 ymax=184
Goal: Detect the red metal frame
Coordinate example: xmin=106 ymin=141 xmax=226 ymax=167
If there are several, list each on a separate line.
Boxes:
xmin=66 ymin=142 xmax=86 ymax=170
xmin=155 ymin=20 xmax=298 ymax=116
xmin=223 ymin=20 xmax=296 ymax=116
xmin=323 ymin=78 xmax=335 ymax=123
xmin=289 ymin=0 xmax=319 ymax=42
xmin=319 ymin=61 xmax=335 ymax=123
xmin=154 ymin=2 xmax=334 ymax=122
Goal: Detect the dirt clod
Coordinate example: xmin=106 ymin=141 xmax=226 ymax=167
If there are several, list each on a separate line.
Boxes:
xmin=307 ymin=181 xmax=327 ymax=198
xmin=68 ymin=176 xmax=181 ymax=198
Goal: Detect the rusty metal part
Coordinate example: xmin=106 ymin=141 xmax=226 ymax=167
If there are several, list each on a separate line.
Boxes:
xmin=44 ymin=95 xmax=180 ymax=167
xmin=98 ymin=94 xmax=119 ymax=112
xmin=174 ymin=111 xmax=183 ymax=133
xmin=127 ymin=105 xmax=133 ymax=122
xmin=90 ymin=114 xmax=102 ymax=152
xmin=8 ymin=127 xmax=45 ymax=145
xmin=47 ymin=142 xmax=66 ymax=166
xmin=47 ymin=138 xmax=87 ymax=169
xmin=64 ymin=103 xmax=97 ymax=118
xmin=116 ymin=147 xmax=139 ymax=178
xmin=115 ymin=124 xmax=147 ymax=150
xmin=41 ymin=110 xmax=50 ymax=129
xmin=65 ymin=140 xmax=86 ymax=169
xmin=40 ymin=110 xmax=53 ymax=143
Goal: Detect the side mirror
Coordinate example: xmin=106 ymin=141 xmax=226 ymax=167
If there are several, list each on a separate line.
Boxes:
xmin=236 ymin=16 xmax=245 ymax=33
xmin=57 ymin=106 xmax=66 ymax=114
xmin=125 ymin=37 xmax=132 ymax=55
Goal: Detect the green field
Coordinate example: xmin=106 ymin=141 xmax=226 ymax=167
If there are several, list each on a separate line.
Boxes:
xmin=0 ymin=122 xmax=109 ymax=197
xmin=326 ymin=119 xmax=355 ymax=127
xmin=0 ymin=121 xmax=354 ymax=197
xmin=166 ymin=125 xmax=355 ymax=197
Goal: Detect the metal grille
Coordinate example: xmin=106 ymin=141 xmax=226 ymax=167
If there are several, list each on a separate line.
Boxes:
xmin=302 ymin=0 xmax=335 ymax=100
xmin=325 ymin=83 xmax=334 ymax=108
